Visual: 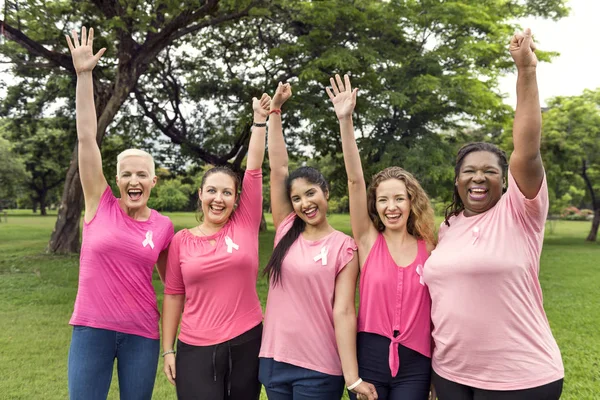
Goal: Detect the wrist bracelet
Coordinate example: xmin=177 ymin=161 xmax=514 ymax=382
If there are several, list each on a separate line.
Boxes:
xmin=269 ymin=109 xmax=281 ymax=115
xmin=252 ymin=122 xmax=267 ymax=127
xmin=161 ymin=350 xmax=176 ymax=357
xmin=347 ymin=378 xmax=362 ymax=391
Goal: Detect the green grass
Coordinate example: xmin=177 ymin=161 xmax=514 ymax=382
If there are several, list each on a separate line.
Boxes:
xmin=0 ymin=215 xmax=598 ymax=399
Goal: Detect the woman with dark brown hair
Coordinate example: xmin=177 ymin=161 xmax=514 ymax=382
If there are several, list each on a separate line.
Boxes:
xmin=423 ymin=29 xmax=564 ymax=400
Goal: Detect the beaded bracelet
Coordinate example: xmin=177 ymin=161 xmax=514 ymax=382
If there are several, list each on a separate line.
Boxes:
xmin=252 ymin=122 xmax=267 ymax=128
xmin=161 ymin=350 xmax=176 ymax=357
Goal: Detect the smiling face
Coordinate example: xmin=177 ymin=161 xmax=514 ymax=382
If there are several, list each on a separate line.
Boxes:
xmin=456 ymin=151 xmax=504 ymax=216
xmin=289 ymin=178 xmax=329 ymax=227
xmin=374 ymin=178 xmax=412 ymax=231
xmin=199 ymin=172 xmax=237 ymax=227
xmin=116 ymin=156 xmax=157 ymax=210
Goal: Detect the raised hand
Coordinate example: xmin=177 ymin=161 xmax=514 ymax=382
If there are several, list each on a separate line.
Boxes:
xmin=271 ymin=82 xmax=292 ymax=110
xmin=65 ymin=26 xmax=106 ymax=74
xmin=509 ymin=28 xmax=537 ymax=70
xmin=326 ymin=74 xmax=358 ymax=121
xmin=253 ymin=93 xmax=271 ymax=121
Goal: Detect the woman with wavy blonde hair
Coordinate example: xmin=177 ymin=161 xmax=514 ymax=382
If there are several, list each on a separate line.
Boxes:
xmin=328 ymin=74 xmax=436 ymax=400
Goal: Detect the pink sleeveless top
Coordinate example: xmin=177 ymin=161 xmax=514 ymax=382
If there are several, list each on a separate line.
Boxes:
xmin=357 ymin=234 xmax=432 ymax=376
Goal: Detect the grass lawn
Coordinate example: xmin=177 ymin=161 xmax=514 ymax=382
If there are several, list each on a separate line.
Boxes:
xmin=0 ymin=213 xmax=598 ymax=399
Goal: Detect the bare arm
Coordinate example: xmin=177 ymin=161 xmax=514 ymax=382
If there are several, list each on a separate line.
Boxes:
xmin=155 ymin=249 xmax=168 ymax=283
xmin=333 ymin=254 xmax=378 ymax=400
xmin=508 ymin=28 xmax=544 ymax=199
xmin=246 ymin=93 xmax=271 ymax=170
xmin=327 ymin=74 xmax=378 ymax=255
xmin=162 ymin=294 xmax=185 ymax=385
xmin=268 ymin=83 xmax=293 ymax=229
xmin=65 ymin=27 xmax=108 ymax=222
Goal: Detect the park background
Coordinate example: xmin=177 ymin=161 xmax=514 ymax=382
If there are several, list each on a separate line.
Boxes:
xmin=0 ymin=0 xmax=599 ymax=399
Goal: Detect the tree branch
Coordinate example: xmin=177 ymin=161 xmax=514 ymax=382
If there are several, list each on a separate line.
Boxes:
xmin=0 ymin=20 xmax=74 ymax=73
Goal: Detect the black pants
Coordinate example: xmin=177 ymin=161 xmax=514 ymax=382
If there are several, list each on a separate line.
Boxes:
xmin=175 ymin=323 xmax=262 ymax=400
xmin=349 ymin=332 xmax=431 ymax=400
xmin=432 ymin=370 xmax=563 ymax=400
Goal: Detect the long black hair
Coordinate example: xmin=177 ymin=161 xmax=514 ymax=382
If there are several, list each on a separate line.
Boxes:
xmin=444 ymin=142 xmax=508 ymax=226
xmin=263 ymin=167 xmax=329 ymax=286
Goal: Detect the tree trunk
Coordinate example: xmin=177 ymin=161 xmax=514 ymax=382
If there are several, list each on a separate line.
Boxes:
xmin=47 ymin=145 xmax=83 ymax=253
xmin=39 ymin=189 xmax=47 ymax=216
xmin=586 ymin=208 xmax=599 ymax=242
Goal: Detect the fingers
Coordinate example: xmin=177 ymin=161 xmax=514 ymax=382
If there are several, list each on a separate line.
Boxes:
xmin=81 ymin=27 xmax=87 ymax=48
xmin=352 ymin=88 xmax=358 ymax=102
xmin=335 ymin=74 xmax=345 ymax=92
xmin=88 ymin=27 xmax=94 ymax=47
xmin=344 ymin=74 xmax=351 ymax=93
xmin=325 ymin=86 xmax=335 ymax=101
xmin=72 ymin=29 xmax=80 ymax=48
xmin=330 ymin=77 xmax=339 ymax=95
xmin=65 ymin=35 xmax=75 ymax=52
xmin=94 ymin=47 xmax=106 ymax=63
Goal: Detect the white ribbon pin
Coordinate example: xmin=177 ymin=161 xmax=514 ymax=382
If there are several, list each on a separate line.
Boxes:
xmin=313 ymin=246 xmax=328 ymax=266
xmin=416 ymin=264 xmax=425 ymax=286
xmin=142 ymin=231 xmax=155 ymax=249
xmin=472 ymin=226 xmax=480 ymax=245
xmin=225 ymin=236 xmax=239 ymax=253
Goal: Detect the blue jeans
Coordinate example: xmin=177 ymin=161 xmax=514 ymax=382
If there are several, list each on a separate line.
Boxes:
xmin=68 ymin=325 xmax=159 ymax=400
xmin=348 ymin=332 xmax=431 ymax=400
xmin=259 ymin=357 xmax=344 ymax=400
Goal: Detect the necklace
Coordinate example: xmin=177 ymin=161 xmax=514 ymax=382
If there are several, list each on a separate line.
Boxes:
xmin=197 ymin=225 xmax=211 ymax=237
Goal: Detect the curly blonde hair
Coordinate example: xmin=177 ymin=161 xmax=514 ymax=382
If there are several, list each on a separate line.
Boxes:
xmin=367 ymin=167 xmax=437 ymax=246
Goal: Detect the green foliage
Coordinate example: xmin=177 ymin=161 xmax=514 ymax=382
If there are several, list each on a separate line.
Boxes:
xmin=147 ymin=178 xmax=195 ymax=212
xmin=0 ymin=130 xmax=30 ymax=205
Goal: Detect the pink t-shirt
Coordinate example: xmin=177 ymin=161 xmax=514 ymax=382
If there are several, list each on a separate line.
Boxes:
xmin=70 ymin=186 xmax=174 ymax=339
xmin=259 ymin=213 xmax=358 ymax=376
xmin=165 ymin=169 xmax=263 ymax=346
xmin=357 ymin=235 xmax=431 ymax=377
xmin=423 ymin=171 xmax=563 ymax=390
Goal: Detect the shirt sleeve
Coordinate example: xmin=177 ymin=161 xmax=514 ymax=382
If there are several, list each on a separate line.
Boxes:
xmin=161 ymin=219 xmax=175 ymax=252
xmin=505 ymin=169 xmax=549 ymax=234
xmin=164 ymin=230 xmax=185 ymax=295
xmin=232 ymin=169 xmax=263 ymax=233
xmin=335 ymin=234 xmax=358 ymax=275
xmin=274 ymin=212 xmax=297 ymax=246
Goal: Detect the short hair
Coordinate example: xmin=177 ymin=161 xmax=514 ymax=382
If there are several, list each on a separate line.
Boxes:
xmin=116 ymin=149 xmax=156 ymax=177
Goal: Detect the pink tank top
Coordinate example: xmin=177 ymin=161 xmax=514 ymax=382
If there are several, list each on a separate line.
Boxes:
xmin=357 ymin=234 xmax=431 ymax=376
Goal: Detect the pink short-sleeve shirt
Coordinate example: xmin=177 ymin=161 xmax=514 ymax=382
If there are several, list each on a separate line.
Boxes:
xmin=70 ymin=186 xmax=174 ymax=339
xmin=259 ymin=213 xmax=358 ymax=376
xmin=423 ymin=171 xmax=563 ymax=390
xmin=164 ymin=169 xmax=263 ymax=346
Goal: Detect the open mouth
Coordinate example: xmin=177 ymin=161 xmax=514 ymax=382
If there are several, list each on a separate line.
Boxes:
xmin=385 ymin=213 xmax=401 ymax=222
xmin=210 ymin=204 xmax=225 ymax=215
xmin=468 ymin=187 xmax=488 ymax=201
xmin=304 ymin=207 xmax=318 ymax=219
xmin=128 ymin=189 xmax=142 ymax=201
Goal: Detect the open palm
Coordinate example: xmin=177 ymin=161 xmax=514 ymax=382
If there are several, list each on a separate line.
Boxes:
xmin=326 ymin=74 xmax=358 ymax=120
xmin=65 ymin=27 xmax=106 ymax=74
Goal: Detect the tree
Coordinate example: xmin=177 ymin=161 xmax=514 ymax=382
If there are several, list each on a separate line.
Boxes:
xmin=4 ymin=118 xmax=75 ymax=215
xmin=541 ymin=89 xmax=600 ymax=242
xmin=0 ymin=129 xmax=29 ymax=209
xmin=1 ymin=0 xmax=568 ymax=252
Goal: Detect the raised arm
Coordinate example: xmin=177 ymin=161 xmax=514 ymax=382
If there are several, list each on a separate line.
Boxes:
xmin=508 ymin=28 xmax=544 ymax=199
xmin=267 ymin=83 xmax=293 ymax=229
xmin=65 ymin=27 xmax=107 ymax=222
xmin=327 ymin=74 xmax=377 ymax=255
xmin=247 ymin=93 xmax=270 ymax=170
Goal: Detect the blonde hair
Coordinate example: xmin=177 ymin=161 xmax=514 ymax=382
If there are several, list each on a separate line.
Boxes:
xmin=367 ymin=167 xmax=437 ymax=246
xmin=116 ymin=149 xmax=155 ymax=177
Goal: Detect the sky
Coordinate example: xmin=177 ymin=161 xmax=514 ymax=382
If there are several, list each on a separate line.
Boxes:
xmin=499 ymin=0 xmax=600 ymax=108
